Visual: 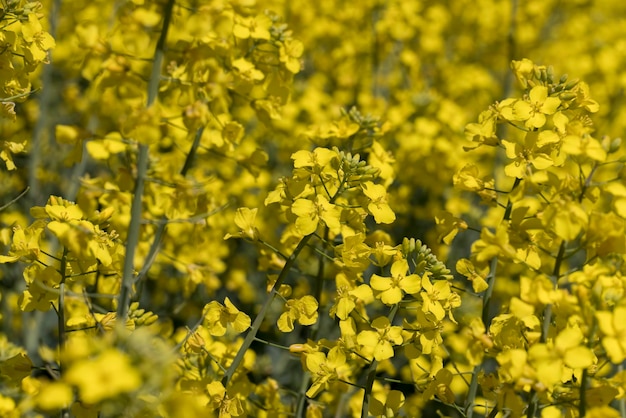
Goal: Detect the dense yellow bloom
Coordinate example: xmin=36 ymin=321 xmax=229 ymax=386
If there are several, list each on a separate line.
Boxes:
xmin=0 ymin=394 xmax=17 ymax=417
xmin=64 ymin=349 xmax=142 ymax=404
xmin=528 ymin=326 xmax=596 ymax=389
xmin=597 ymin=306 xmax=626 ymax=364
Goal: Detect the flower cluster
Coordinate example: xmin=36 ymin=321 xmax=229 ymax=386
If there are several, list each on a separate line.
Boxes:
xmin=3 ymin=0 xmax=626 ymax=417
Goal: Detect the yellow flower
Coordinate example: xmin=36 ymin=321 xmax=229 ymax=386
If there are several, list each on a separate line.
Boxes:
xmin=330 ymin=272 xmax=373 ymax=320
xmin=203 ymin=298 xmax=251 ymax=336
xmin=420 ymin=273 xmax=452 ymax=321
xmin=304 ymin=346 xmax=349 ymax=397
xmin=206 ymin=381 xmax=245 ymax=417
xmin=279 ymin=39 xmax=303 ymax=74
xmin=64 ymin=349 xmax=142 ymax=404
xmin=291 ymin=195 xmax=342 ymax=236
xmin=34 ymin=381 xmax=73 ymax=411
xmin=370 ymin=259 xmax=420 ymax=305
xmin=0 ymin=224 xmax=44 ymax=263
xmin=0 ymin=394 xmax=17 ymax=417
xmin=435 ymin=211 xmax=468 ymax=245
xmin=232 ymin=58 xmax=264 ymax=82
xmin=422 ymin=368 xmax=455 ymax=403
xmin=528 ymin=326 xmax=596 ymax=389
xmin=368 ymin=389 xmax=405 ymax=417
xmin=277 ymin=295 xmax=319 ymax=332
xmin=455 ymin=258 xmax=489 ymax=293
xmin=21 ymin=14 xmax=55 ymax=62
xmin=224 ymin=207 xmax=260 ymax=241
xmin=232 ymin=14 xmax=272 ymax=40
xmin=502 ymin=131 xmax=556 ymax=178
xmin=513 ymin=85 xmax=561 ymax=129
xmin=453 ymin=164 xmax=486 ymax=192
xmin=361 ymin=182 xmax=395 ymax=224
xmin=357 ymin=317 xmax=403 ymax=361
xmin=597 ymin=306 xmax=626 ymax=363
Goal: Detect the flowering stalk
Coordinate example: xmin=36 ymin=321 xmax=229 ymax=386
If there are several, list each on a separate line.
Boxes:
xmin=117 ymin=0 xmax=175 ymax=322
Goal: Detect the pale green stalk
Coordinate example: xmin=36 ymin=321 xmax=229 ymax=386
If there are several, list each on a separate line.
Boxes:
xmin=466 ymin=1 xmax=518 ymax=414
xmin=221 ymin=235 xmax=314 ymax=386
xmin=57 ymin=247 xmax=69 ymax=418
xmin=296 ymin=227 xmax=329 ymax=417
xmin=117 ymin=0 xmax=175 ymax=322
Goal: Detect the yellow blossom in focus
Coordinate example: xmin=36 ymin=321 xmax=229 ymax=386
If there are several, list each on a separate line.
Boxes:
xmin=203 ymin=298 xmax=251 ymax=336
xmin=277 ymin=295 xmax=319 ymax=332
xmin=370 ymin=259 xmax=421 ymax=305
xmin=357 ymin=317 xmax=403 ymax=361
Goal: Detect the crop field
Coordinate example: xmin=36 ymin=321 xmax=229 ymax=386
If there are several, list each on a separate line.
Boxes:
xmin=1 ymin=1 xmax=626 ymax=417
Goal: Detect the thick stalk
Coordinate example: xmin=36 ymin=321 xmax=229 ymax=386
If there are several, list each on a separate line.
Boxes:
xmin=135 ymin=126 xmax=205 ymax=285
xmin=221 ymin=235 xmax=313 ymax=386
xmin=466 ymin=176 xmax=518 ymax=418
xmin=617 ymin=362 xmax=626 ymax=418
xmin=117 ymin=0 xmax=175 ymax=322
xmin=222 ymin=170 xmax=350 ymax=387
xmin=117 ymin=145 xmax=149 ymax=321
xmin=57 ymin=247 xmax=69 ymax=418
xmin=296 ymin=227 xmax=329 ymax=417
xmin=57 ymin=247 xmax=69 ymax=359
xmin=467 ymin=1 xmax=518 ymax=414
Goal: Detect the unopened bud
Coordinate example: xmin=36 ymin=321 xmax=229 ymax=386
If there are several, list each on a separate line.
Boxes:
xmin=546 ymin=66 xmax=554 ymax=84
xmin=610 ymin=137 xmax=622 ymax=154
xmin=559 ymin=92 xmax=576 ymax=101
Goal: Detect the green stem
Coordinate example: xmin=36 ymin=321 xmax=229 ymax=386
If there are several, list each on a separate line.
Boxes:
xmin=617 ymin=362 xmax=626 ymax=418
xmin=135 ymin=126 xmax=205 ymax=284
xmin=541 ymin=241 xmax=565 ymax=343
xmin=221 ymin=234 xmax=313 ymax=387
xmin=481 ymin=256 xmax=500 ymax=332
xmin=117 ymin=144 xmax=149 ymax=322
xmin=525 ymin=236 xmax=566 ymax=418
xmin=116 ymin=0 xmax=175 ymax=322
xmin=466 ymin=256 xmax=497 ymax=418
xmin=0 ymin=187 xmax=29 ymax=212
xmin=147 ymin=0 xmax=175 ymax=108
xmin=579 ymin=320 xmax=598 ymax=417
xmin=467 ymin=175 xmax=517 ymax=418
xmin=296 ymin=227 xmax=329 ymax=417
xmin=57 ymin=247 xmax=69 ymax=357
xmin=58 ymin=247 xmax=70 ymax=418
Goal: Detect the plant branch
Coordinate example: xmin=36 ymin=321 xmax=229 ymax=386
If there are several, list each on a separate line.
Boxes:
xmin=117 ymin=0 xmax=176 ymax=322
